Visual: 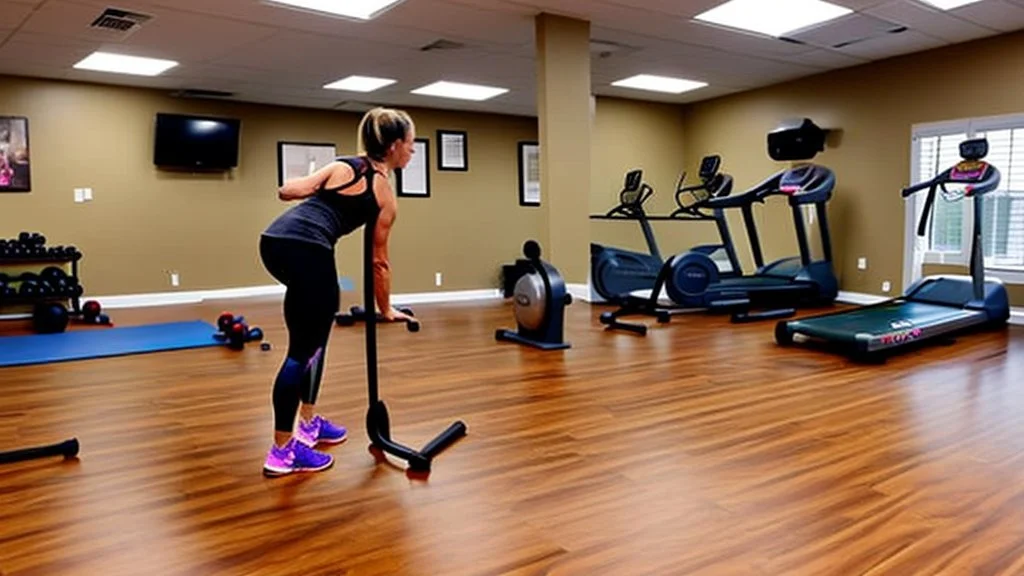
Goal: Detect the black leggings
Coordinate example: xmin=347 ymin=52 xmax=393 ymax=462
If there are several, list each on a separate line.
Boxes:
xmin=259 ymin=235 xmax=340 ymax=433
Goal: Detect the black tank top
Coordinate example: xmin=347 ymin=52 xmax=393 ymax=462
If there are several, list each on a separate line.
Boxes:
xmin=262 ymin=156 xmax=382 ymax=249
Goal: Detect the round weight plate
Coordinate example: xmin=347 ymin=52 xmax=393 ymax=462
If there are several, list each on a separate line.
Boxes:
xmin=513 ymin=273 xmax=547 ymax=330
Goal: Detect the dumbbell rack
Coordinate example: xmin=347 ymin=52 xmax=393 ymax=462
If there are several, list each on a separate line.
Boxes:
xmin=0 ymin=250 xmax=84 ymax=323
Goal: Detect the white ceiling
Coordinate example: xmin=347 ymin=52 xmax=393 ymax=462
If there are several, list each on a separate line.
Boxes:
xmin=1 ymin=0 xmax=1024 ymax=116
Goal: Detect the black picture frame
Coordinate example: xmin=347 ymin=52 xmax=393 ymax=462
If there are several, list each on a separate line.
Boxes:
xmin=518 ymin=141 xmax=540 ymax=207
xmin=0 ymin=116 xmax=31 ymax=193
xmin=277 ymin=141 xmax=336 ymax=186
xmin=437 ymin=129 xmax=468 ymax=172
xmin=396 ymin=138 xmax=431 ymax=198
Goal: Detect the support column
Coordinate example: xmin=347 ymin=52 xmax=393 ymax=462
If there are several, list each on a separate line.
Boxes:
xmin=536 ymin=12 xmax=591 ymax=284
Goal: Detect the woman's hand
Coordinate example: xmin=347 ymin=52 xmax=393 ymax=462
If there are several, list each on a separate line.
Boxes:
xmin=382 ymin=307 xmax=415 ymax=323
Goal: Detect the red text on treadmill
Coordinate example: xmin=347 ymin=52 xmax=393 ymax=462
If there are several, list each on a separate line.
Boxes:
xmin=880 ymin=328 xmax=923 ymax=345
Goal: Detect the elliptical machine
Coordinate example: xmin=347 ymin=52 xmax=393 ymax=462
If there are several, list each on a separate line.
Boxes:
xmin=589 ymin=170 xmax=663 ymax=302
xmin=590 ymin=160 xmax=738 ymax=303
xmin=496 ymin=240 xmax=571 ymax=350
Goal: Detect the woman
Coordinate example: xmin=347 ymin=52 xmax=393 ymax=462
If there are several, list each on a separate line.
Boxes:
xmin=259 ymin=107 xmax=417 ymax=477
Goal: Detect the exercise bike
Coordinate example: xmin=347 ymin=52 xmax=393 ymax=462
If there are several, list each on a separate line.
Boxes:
xmin=496 ymin=240 xmax=571 ymax=350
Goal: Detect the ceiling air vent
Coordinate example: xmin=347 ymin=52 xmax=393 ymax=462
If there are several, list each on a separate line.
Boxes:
xmin=88 ymin=7 xmax=152 ymax=40
xmin=170 ymin=89 xmax=235 ymax=99
xmin=590 ymin=39 xmax=638 ymax=59
xmin=333 ymin=101 xmax=377 ymax=113
xmin=420 ymin=39 xmax=465 ymax=52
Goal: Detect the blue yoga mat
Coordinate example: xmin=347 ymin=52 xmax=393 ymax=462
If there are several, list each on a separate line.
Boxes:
xmin=0 ymin=320 xmax=223 ymax=368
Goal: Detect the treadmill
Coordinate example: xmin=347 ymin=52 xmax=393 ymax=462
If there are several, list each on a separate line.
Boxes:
xmin=775 ymin=137 xmax=1010 ymax=360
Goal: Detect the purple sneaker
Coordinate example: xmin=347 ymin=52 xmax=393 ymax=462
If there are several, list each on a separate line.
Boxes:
xmin=296 ymin=414 xmax=348 ymax=447
xmin=262 ymin=437 xmax=334 ymax=477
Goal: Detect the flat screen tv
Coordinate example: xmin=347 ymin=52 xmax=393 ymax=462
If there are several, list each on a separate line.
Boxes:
xmin=153 ymin=113 xmax=241 ymax=170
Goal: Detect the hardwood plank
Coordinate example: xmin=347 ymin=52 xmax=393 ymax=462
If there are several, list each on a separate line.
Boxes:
xmin=0 ymin=297 xmax=1022 ymax=575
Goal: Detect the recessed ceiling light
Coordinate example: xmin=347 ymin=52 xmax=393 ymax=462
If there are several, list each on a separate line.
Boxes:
xmin=265 ymin=0 xmax=405 ymax=20
xmin=411 ymin=81 xmax=509 ymax=101
xmin=916 ymin=0 xmax=983 ymax=9
xmin=611 ymin=74 xmax=708 ymax=94
xmin=694 ymin=0 xmax=853 ymax=37
xmin=323 ymin=75 xmax=396 ymax=92
xmin=73 ymin=52 xmax=178 ymax=76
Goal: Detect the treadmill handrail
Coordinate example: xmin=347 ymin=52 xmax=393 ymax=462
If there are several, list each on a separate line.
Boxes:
xmin=705 ymin=167 xmax=785 ymax=210
xmin=902 ymin=162 xmax=1000 ymax=198
xmin=604 ymin=183 xmax=654 ymax=217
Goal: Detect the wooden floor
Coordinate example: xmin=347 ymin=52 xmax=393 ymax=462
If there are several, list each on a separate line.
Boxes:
xmin=1 ymin=296 xmax=1023 ymax=575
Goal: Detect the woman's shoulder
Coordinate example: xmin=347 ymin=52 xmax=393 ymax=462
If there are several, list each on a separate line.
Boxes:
xmin=334 ymin=155 xmax=371 ymax=171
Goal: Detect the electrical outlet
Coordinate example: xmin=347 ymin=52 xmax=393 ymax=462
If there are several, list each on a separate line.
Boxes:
xmin=84 ymin=188 xmax=93 ymax=201
xmin=858 ymin=257 xmax=867 ymax=270
xmin=435 ymin=272 xmax=442 ymax=287
xmin=74 ymin=188 xmax=84 ymax=203
xmin=171 ymin=272 xmax=180 ymax=287
xmin=882 ymin=281 xmax=891 ymax=293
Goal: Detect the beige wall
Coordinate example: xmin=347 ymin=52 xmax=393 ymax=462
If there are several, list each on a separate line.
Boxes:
xmin=681 ymin=29 xmax=1024 ymax=305
xmin=0 ymin=76 xmax=540 ymax=300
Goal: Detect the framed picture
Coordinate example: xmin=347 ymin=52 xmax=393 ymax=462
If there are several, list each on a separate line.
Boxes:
xmin=396 ymin=138 xmax=430 ymax=197
xmin=277 ymin=141 xmax=336 ymax=186
xmin=0 ymin=116 xmax=31 ymax=192
xmin=518 ymin=141 xmax=540 ymax=207
xmin=437 ymin=129 xmax=468 ymax=171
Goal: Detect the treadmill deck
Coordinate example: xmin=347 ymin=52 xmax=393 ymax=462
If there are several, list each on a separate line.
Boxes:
xmin=786 ymin=300 xmax=988 ymax=352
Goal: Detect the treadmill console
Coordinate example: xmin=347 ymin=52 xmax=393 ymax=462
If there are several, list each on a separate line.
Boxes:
xmin=698 ymin=155 xmax=721 ymax=180
xmin=949 ymin=138 xmax=992 ymax=185
xmin=621 ymin=169 xmax=645 ymax=206
xmin=960 ymin=138 xmax=988 ymax=161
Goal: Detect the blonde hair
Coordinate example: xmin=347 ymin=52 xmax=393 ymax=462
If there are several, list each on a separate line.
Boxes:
xmin=358 ymin=107 xmax=414 ymax=162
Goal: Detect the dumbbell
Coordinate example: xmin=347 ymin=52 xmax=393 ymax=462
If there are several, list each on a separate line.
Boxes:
xmin=80 ymin=300 xmax=111 ymax=325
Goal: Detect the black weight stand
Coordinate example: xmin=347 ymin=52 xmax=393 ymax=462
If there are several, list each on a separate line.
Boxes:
xmin=336 ymin=304 xmax=419 ymax=332
xmin=0 ymin=438 xmax=80 ymax=465
xmin=362 ymin=213 xmax=466 ymax=473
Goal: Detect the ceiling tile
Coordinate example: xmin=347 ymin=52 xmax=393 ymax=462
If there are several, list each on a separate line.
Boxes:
xmin=0 ymin=1 xmax=35 ymax=29
xmin=782 ymin=48 xmax=871 ymax=69
xmin=209 ymin=30 xmax=410 ymax=73
xmin=119 ymin=8 xmax=280 ymax=62
xmin=376 ymin=0 xmax=535 ymax=48
xmin=0 ymin=58 xmax=68 ymax=82
xmin=952 ymin=0 xmax=1024 ymax=32
xmin=833 ymin=28 xmax=946 ymax=59
xmin=0 ymin=31 xmax=96 ymax=68
xmin=865 ymin=0 xmax=996 ymax=43
xmin=786 ymin=12 xmax=906 ymax=48
xmin=830 ymin=0 xmax=894 ymax=9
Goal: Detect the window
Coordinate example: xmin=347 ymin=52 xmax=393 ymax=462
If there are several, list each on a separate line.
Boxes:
xmin=908 ymin=113 xmax=1024 ymax=285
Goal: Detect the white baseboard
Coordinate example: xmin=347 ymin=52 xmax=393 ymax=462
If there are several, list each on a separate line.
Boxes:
xmin=391 ymin=289 xmax=503 ymax=305
xmin=1011 ymin=309 xmax=1024 ymax=326
xmin=566 ymin=283 xmax=593 ymax=303
xmin=92 ymin=285 xmax=287 ymax=309
xmin=88 ymin=284 xmax=503 ymax=310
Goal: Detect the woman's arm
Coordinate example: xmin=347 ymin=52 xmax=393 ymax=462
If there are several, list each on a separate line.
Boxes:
xmin=278 ymin=162 xmax=340 ymax=201
xmin=371 ymin=183 xmax=398 ymax=316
